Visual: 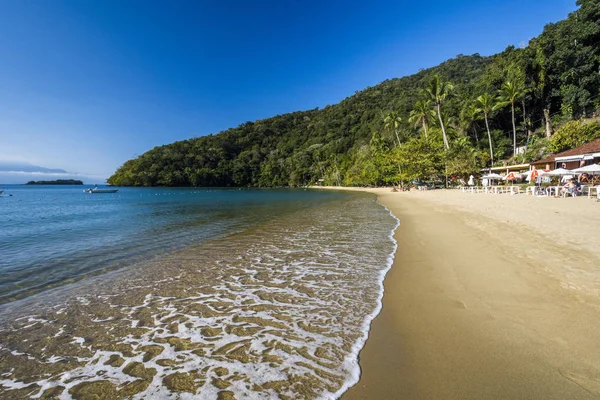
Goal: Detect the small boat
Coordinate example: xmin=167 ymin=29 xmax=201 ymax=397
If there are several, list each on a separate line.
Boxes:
xmin=84 ymin=188 xmax=118 ymax=194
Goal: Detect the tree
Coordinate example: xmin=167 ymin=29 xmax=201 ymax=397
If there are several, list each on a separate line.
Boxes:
xmin=530 ymin=40 xmax=554 ymax=138
xmin=547 ymin=120 xmax=600 ymax=153
xmin=108 ymin=2 xmax=600 ymax=188
xmin=461 ymin=104 xmax=482 ymax=142
xmin=393 ymin=137 xmax=444 ymax=183
xmin=384 ymin=112 xmax=402 ymax=147
xmin=497 ymin=80 xmax=526 ymax=157
xmin=346 ymin=131 xmax=397 ymax=186
xmin=475 ymin=93 xmax=497 ymax=165
xmin=446 ymin=136 xmax=486 ymax=180
xmin=425 ymin=74 xmax=454 ymax=150
xmin=408 ymin=100 xmax=436 ymax=140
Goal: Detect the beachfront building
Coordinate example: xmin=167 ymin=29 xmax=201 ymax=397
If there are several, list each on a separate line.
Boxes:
xmin=531 ymin=138 xmax=600 ymax=170
xmin=484 ymin=163 xmax=531 ymax=175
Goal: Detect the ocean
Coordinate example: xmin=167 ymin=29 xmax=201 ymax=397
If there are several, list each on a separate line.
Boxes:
xmin=0 ymin=186 xmax=398 ymax=399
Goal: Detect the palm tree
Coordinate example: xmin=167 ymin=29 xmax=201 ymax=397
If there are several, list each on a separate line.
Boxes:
xmin=534 ymin=46 xmax=553 ymax=138
xmin=497 ymin=80 xmax=526 ymax=157
xmin=425 ymin=74 xmax=454 ymax=150
xmin=475 ymin=93 xmax=497 ymax=165
xmin=439 ymin=112 xmax=459 ymax=139
xmin=384 ymin=111 xmax=402 ymax=147
xmin=461 ymin=104 xmax=482 ymax=142
xmin=408 ymin=100 xmax=436 ymax=140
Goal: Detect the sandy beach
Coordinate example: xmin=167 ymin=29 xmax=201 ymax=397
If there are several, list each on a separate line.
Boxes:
xmin=331 ymin=188 xmax=600 ymax=399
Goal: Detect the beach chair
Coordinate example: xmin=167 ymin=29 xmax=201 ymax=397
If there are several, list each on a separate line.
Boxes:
xmin=562 ymin=187 xmax=578 ymax=198
xmin=525 ymin=186 xmax=535 ymax=195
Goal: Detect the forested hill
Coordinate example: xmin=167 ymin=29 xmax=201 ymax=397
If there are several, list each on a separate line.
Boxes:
xmin=108 ymin=0 xmax=600 ymax=187
xmin=108 ymin=55 xmax=490 ymax=187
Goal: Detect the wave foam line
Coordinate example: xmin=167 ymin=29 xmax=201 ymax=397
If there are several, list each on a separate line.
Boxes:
xmin=332 ymin=198 xmax=400 ymax=400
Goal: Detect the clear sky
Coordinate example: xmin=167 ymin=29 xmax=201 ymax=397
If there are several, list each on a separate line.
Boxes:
xmin=0 ymin=0 xmax=577 ymax=183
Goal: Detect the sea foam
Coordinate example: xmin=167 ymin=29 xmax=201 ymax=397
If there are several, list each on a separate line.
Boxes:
xmin=0 ymin=194 xmax=398 ymax=400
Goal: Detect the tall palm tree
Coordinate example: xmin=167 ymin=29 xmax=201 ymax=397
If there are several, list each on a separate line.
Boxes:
xmin=534 ymin=46 xmax=553 ymax=138
xmin=439 ymin=112 xmax=459 ymax=138
xmin=461 ymin=104 xmax=482 ymax=142
xmin=497 ymin=80 xmax=526 ymax=157
xmin=425 ymin=74 xmax=454 ymax=150
xmin=384 ymin=111 xmax=402 ymax=147
xmin=475 ymin=93 xmax=497 ymax=165
xmin=408 ymin=100 xmax=436 ymax=140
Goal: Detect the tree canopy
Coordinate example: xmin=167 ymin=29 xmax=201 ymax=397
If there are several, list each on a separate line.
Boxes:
xmin=109 ymin=2 xmax=600 ymax=187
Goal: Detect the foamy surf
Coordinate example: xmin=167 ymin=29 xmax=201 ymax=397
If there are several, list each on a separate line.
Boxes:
xmin=331 ymin=200 xmax=400 ymax=400
xmin=0 ymin=194 xmax=398 ymax=400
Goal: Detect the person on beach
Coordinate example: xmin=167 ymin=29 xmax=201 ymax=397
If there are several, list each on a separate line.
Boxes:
xmin=561 ymin=179 xmax=577 ymax=196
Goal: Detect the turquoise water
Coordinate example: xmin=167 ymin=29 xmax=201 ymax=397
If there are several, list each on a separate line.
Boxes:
xmin=0 ymin=186 xmax=400 ymax=399
xmin=0 ymin=185 xmax=347 ymax=304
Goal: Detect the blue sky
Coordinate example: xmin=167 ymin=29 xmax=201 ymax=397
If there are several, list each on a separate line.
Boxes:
xmin=0 ymin=0 xmax=577 ymax=183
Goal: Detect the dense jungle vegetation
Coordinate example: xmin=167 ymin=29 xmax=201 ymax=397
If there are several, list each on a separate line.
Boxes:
xmin=108 ymin=0 xmax=600 ymax=187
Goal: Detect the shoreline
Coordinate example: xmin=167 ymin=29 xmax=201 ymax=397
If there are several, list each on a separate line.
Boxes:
xmin=3 ymin=186 xmax=600 ymax=398
xmin=0 ymin=190 xmax=397 ymax=399
xmin=310 ymin=187 xmax=600 ymax=399
xmin=332 ymin=194 xmax=401 ymax=400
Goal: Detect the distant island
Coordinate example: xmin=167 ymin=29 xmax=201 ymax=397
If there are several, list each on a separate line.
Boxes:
xmin=26 ymin=179 xmax=84 ymax=185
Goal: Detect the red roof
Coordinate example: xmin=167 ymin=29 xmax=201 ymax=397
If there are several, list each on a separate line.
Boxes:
xmin=533 ymin=138 xmax=600 ymax=165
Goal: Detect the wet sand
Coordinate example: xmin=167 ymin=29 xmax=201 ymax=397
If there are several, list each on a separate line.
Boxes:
xmin=0 ymin=194 xmax=396 ymax=400
xmin=336 ymin=188 xmax=600 ymax=400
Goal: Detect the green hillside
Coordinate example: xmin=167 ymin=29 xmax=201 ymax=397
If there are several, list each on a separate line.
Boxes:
xmin=108 ymin=0 xmax=600 ymax=187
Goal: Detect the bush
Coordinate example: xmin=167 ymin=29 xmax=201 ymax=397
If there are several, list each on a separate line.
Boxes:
xmin=547 ymin=120 xmax=600 ymax=153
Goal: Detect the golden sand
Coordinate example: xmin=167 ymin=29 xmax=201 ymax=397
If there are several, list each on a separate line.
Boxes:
xmin=336 ymin=188 xmax=600 ymax=400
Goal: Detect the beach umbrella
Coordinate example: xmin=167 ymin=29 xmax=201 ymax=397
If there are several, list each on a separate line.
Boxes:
xmin=543 ymin=168 xmax=574 ymax=184
xmin=573 ymin=164 xmax=600 ymax=184
xmin=467 ymin=175 xmax=475 ymax=186
xmin=526 ymin=169 xmax=540 ymax=181
xmin=504 ymin=172 xmax=521 ymax=181
xmin=573 ymin=164 xmax=600 ymax=174
xmin=481 ymin=173 xmax=503 ymax=179
xmin=526 ymin=168 xmax=552 ymax=183
xmin=543 ymin=168 xmax=572 ymax=176
xmin=481 ymin=173 xmax=503 ymax=186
